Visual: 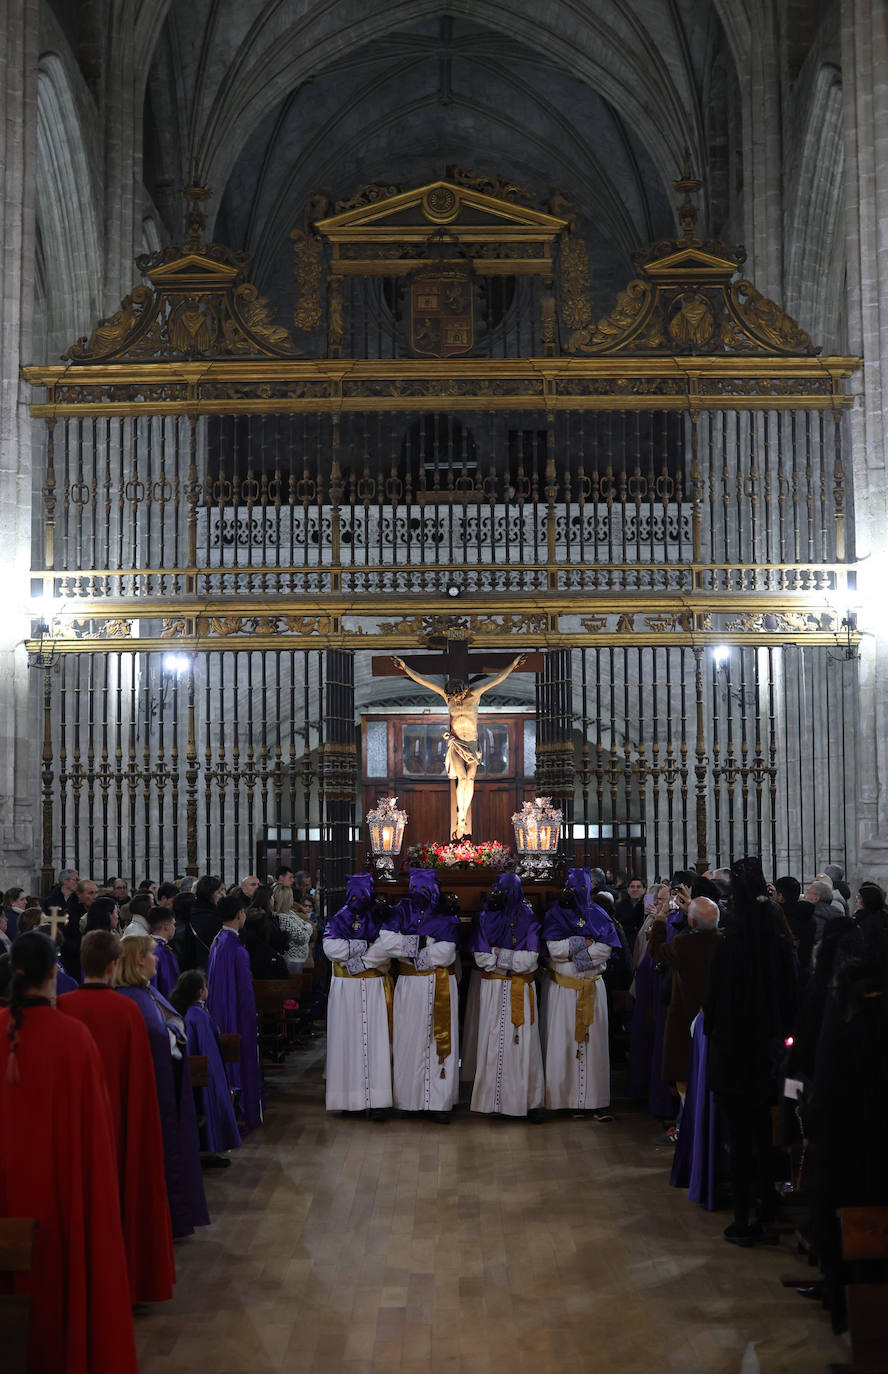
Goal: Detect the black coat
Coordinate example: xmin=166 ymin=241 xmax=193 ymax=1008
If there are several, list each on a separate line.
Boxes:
xmin=704 ymin=919 xmax=797 ymax=1103
xmin=241 ymin=919 xmax=288 ymax=979
xmin=782 ymin=900 xmax=816 ymax=981
xmin=809 ymin=992 xmax=888 ymax=1329
xmin=45 ymin=892 xmax=85 ymax=978
xmin=175 ymin=899 xmax=223 ymax=972
xmin=614 ymin=897 xmax=644 ymax=948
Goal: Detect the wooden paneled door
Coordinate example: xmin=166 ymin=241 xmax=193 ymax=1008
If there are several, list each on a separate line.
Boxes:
xmin=362 ymin=713 xmax=535 ymax=848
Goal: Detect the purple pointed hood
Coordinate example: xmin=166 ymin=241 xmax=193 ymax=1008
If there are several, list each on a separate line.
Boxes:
xmin=385 ymin=869 xmax=460 ymax=940
xmin=543 ymin=866 xmax=621 ymax=948
xmin=325 ymin=873 xmax=380 ymax=940
xmin=474 ymin=872 xmax=539 ymax=952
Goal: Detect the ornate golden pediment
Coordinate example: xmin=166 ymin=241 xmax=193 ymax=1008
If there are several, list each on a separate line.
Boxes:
xmin=560 ymin=159 xmax=817 ymax=357
xmin=63 ymin=232 xmax=298 ymax=363
xmin=314 ymin=180 xmax=568 ymax=244
xmin=562 ymin=229 xmax=817 ymax=357
xmin=639 ymin=243 xmax=741 ymax=282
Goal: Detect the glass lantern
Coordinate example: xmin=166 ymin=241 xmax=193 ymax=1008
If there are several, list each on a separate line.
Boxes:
xmin=511 ymin=796 xmax=562 ymax=880
xmin=366 ymin=795 xmax=407 ymax=882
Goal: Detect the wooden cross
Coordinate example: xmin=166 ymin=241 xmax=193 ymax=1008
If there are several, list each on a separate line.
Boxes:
xmin=44 ymin=906 xmax=66 ymax=943
xmin=371 ymin=641 xmax=542 ymax=684
xmin=372 ymin=639 xmax=541 ymax=838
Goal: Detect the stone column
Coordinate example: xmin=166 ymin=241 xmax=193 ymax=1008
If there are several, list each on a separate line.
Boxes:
xmin=0 ymin=0 xmax=40 ymax=880
xmin=739 ymin=3 xmax=786 ymax=300
xmin=842 ymin=0 xmax=888 ymax=881
xmin=101 ymin=0 xmax=141 ymax=309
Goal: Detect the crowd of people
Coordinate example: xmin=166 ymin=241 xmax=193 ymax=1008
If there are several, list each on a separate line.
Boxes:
xmin=1 ymin=853 xmax=886 ymax=1368
xmin=0 ymin=865 xmax=317 ymax=1372
xmin=323 ymin=855 xmax=888 ymax=1334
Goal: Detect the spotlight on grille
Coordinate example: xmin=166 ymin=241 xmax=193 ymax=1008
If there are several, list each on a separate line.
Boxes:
xmin=163 ymin=652 xmax=192 ymax=675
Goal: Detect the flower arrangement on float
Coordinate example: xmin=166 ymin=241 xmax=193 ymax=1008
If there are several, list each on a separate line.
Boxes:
xmin=405 ymin=839 xmax=516 ymax=871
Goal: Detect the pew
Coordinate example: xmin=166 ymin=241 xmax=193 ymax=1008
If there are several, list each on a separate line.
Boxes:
xmin=0 ymin=1218 xmax=36 ymax=1374
xmin=829 ymin=1207 xmax=888 ymax=1374
xmin=252 ymin=978 xmax=311 ymax=1062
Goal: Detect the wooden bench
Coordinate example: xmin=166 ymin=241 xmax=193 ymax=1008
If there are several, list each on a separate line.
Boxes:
xmin=828 ymin=1207 xmax=888 ymax=1374
xmin=219 ymin=1032 xmax=241 ymax=1064
xmin=0 ymin=1218 xmax=36 ymax=1374
xmin=252 ymin=978 xmax=306 ymax=1062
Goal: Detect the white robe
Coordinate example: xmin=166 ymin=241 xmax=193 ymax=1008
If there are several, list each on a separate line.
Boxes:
xmin=470 ymin=948 xmax=544 ymax=1116
xmin=379 ymin=929 xmax=459 ymax=1112
xmin=544 ymin=938 xmax=613 ymax=1111
xmin=323 ymin=935 xmax=393 ymax=1111
xmin=459 ymin=966 xmax=482 ymax=1082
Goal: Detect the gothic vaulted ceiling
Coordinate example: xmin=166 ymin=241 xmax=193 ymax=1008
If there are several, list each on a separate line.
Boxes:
xmin=144 ymin=1 xmax=740 ymax=317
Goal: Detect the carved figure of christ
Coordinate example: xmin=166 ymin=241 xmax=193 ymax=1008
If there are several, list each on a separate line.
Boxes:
xmin=391 ymin=654 xmax=526 ymax=839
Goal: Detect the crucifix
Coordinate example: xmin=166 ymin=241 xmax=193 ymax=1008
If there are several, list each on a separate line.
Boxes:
xmin=44 ymin=906 xmax=66 ymax=943
xmin=373 ymin=640 xmax=541 ymax=840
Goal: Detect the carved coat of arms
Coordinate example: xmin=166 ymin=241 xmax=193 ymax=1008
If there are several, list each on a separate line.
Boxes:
xmin=410 ymin=270 xmax=474 ymax=357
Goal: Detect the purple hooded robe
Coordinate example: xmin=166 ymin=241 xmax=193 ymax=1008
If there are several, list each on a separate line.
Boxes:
xmin=542 ymin=868 xmax=621 ymax=950
xmin=207 ymin=925 xmax=264 ymax=1134
xmin=384 ymin=869 xmax=461 ymax=943
xmin=325 ymin=873 xmax=381 ymax=942
xmin=116 ymin=983 xmax=210 ymax=1237
xmin=473 ymin=872 xmax=540 ymax=955
xmin=152 ymin=939 xmax=181 ymax=1001
xmin=183 ymin=1001 xmax=242 ymax=1154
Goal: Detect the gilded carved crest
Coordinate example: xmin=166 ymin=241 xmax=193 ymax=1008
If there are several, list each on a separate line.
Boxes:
xmin=64 ymin=190 xmax=298 ymax=363
xmin=291 ymin=228 xmax=324 ymax=332
xmin=560 ymin=165 xmax=818 ymax=357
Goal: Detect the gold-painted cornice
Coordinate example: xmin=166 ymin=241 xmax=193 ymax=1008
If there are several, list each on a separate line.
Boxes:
xmin=30 ymin=586 xmax=855 ymax=658
xmin=26 ymin=629 xmax=857 ymax=656
xmin=23 ymin=354 xmax=859 ymax=417
xmin=35 ymin=592 xmax=850 ymax=619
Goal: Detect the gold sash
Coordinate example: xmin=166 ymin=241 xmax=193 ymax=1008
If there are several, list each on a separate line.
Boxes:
xmin=332 ymin=962 xmax=393 ymax=1043
xmin=398 ymin=961 xmax=455 ymax=1073
xmin=550 ymin=967 xmax=602 ymax=1045
xmin=481 ymin=969 xmax=536 ymax=1030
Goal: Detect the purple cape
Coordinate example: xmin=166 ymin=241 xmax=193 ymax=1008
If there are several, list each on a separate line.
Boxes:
xmin=56 ymin=963 xmax=79 ymax=994
xmin=670 ymin=1015 xmax=721 ymax=1208
xmin=152 ymin=941 xmax=181 ymax=1001
xmin=207 ymin=926 xmax=264 ymax=1134
xmin=325 ymin=873 xmax=381 ymax=941
xmin=666 ymin=903 xmax=687 ymax=938
xmin=385 ymin=870 xmax=461 ymax=941
xmin=184 ymin=1002 xmax=241 ymax=1154
xmin=115 ymin=984 xmax=209 ymax=1237
xmin=473 ymin=873 xmax=540 ymax=953
xmin=542 ymin=868 xmax=622 ymax=948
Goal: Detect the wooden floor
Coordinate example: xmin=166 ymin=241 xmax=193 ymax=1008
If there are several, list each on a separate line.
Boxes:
xmin=134 ymin=1042 xmax=849 ymax=1374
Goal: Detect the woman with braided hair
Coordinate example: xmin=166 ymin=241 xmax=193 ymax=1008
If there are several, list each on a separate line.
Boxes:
xmin=0 ymin=931 xmax=138 ymax=1373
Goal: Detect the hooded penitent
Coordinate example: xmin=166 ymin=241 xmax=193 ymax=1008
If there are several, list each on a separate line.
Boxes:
xmin=385 ymin=869 xmax=461 ymax=941
xmin=473 ymin=872 xmax=539 ymax=953
xmin=325 ymin=873 xmax=379 ymax=941
xmin=543 ymin=868 xmax=622 ymax=949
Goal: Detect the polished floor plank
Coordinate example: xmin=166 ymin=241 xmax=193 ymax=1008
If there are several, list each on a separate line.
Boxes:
xmin=134 ymin=1042 xmax=848 ymax=1373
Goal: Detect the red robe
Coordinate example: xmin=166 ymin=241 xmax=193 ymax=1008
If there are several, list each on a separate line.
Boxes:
xmin=0 ymin=1002 xmax=138 ymax=1374
xmin=58 ymin=984 xmax=176 ymax=1303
